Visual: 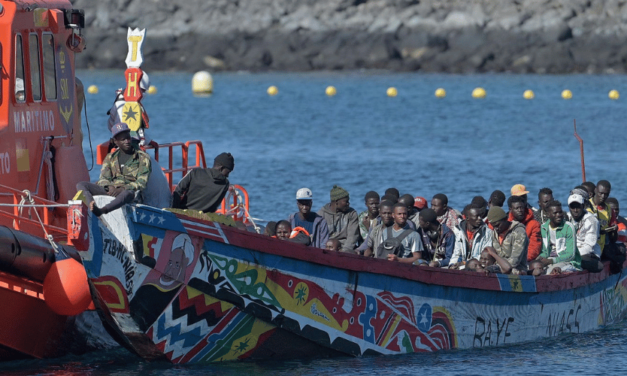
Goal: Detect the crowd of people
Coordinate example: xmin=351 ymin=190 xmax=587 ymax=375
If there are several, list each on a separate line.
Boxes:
xmin=265 ymin=181 xmax=627 ymax=276
xmin=79 ymin=122 xmax=625 ymax=277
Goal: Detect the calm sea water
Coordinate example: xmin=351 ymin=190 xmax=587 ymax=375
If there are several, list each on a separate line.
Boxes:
xmin=7 ymin=71 xmax=627 ymax=375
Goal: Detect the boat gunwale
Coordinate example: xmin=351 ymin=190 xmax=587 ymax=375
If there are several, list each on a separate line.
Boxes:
xmin=170 ymin=210 xmax=620 ymax=295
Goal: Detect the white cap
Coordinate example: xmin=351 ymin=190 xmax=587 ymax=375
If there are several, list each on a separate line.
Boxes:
xmin=296 ymin=188 xmax=313 ymax=200
xmin=568 ymin=194 xmax=584 ymax=206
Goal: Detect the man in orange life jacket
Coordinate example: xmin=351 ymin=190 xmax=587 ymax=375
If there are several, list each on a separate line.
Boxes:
xmin=172 ymin=152 xmax=234 ymax=213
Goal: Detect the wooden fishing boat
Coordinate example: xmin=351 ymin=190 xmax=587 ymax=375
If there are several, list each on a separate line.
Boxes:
xmin=71 ymin=192 xmax=627 ymax=363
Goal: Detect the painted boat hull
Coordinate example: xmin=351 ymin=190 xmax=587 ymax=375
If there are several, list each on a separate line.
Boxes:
xmin=74 ymin=201 xmax=627 ymax=363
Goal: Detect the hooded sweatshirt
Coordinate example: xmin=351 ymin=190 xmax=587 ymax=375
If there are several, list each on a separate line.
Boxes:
xmin=172 ymin=168 xmax=229 ymax=213
xmin=508 ymin=208 xmax=542 ymax=261
xmin=288 ymin=212 xmax=330 ymax=249
xmin=318 ymin=203 xmax=360 ymax=253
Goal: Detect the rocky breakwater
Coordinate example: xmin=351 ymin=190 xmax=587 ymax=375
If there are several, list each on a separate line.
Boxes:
xmin=72 ymin=0 xmax=627 ymax=73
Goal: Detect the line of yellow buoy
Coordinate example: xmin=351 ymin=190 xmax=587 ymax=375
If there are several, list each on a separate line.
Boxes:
xmin=262 ymin=86 xmax=621 ymax=100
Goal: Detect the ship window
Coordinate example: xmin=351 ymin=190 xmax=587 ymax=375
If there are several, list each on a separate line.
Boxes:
xmin=42 ymin=34 xmax=56 ymax=100
xmin=15 ymin=35 xmax=25 ymax=103
xmin=28 ymin=34 xmax=41 ymax=101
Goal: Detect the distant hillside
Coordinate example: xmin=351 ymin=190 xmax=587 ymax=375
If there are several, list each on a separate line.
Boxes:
xmin=71 ymin=0 xmax=627 ymax=73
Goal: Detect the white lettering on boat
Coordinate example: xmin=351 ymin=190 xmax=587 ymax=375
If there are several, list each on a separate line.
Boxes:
xmin=103 ymin=237 xmax=136 ymax=296
xmin=310 ymin=302 xmax=330 ymax=321
xmin=0 ymin=153 xmax=9 ymax=174
xmin=13 ymin=110 xmax=55 ymax=133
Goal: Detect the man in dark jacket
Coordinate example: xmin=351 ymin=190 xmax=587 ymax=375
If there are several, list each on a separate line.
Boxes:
xmin=172 ymin=152 xmax=234 ymax=213
xmin=318 ymin=185 xmax=360 ymax=253
xmin=288 ymin=188 xmax=330 ymax=249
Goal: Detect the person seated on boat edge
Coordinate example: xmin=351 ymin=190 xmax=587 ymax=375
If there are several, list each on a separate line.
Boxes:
xmin=416 ymin=208 xmax=455 ymax=268
xmin=76 ymin=122 xmax=152 ymax=217
xmin=326 ymin=239 xmax=341 ymax=252
xmin=511 ymin=184 xmax=536 ymax=212
xmin=361 ymin=200 xmax=394 ymax=257
xmin=487 ymin=206 xmax=528 ymax=274
xmin=288 ymin=188 xmax=329 ymax=249
xmin=536 ymin=200 xmax=582 ymax=274
xmin=582 ymin=181 xmax=596 ymax=203
xmin=432 ymin=193 xmax=461 ymax=229
xmin=318 ymin=185 xmax=360 ymax=253
xmin=358 ymin=191 xmax=381 ymax=242
xmin=384 ymin=188 xmax=400 ymax=203
xmin=488 ymin=190 xmax=506 ymax=210
xmin=382 ymin=204 xmax=424 ymax=264
xmin=275 ymin=220 xmax=311 ymax=245
xmin=587 ymin=180 xmax=615 ymax=256
xmin=528 ymin=260 xmax=546 ymax=276
xmin=533 ymin=187 xmax=554 ymax=225
xmin=172 ymin=152 xmax=234 ymax=214
xmin=450 ymin=203 xmax=494 ymax=267
xmin=606 ymin=197 xmax=627 ymax=242
xmin=471 ymin=196 xmax=488 ymax=220
xmin=397 ymin=194 xmax=418 ymax=231
xmin=508 ymin=195 xmax=542 ymax=262
xmin=264 ymin=221 xmax=277 ymax=237
xmin=463 ymin=247 xmax=512 ymax=274
xmin=599 ymin=196 xmax=626 ymax=274
xmin=567 ymin=193 xmax=603 ymax=273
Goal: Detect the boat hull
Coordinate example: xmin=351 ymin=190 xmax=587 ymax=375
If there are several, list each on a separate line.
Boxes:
xmin=74 ymin=202 xmax=627 ymax=363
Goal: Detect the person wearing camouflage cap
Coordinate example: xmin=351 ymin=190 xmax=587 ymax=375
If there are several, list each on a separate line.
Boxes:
xmin=487 ymin=206 xmax=529 ymax=273
xmin=317 ymin=185 xmax=359 ymax=253
xmin=76 ymin=122 xmax=152 ymax=216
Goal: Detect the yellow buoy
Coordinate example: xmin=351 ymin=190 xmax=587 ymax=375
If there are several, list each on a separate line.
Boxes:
xmin=472 ymin=87 xmax=486 ymax=99
xmin=561 ymin=90 xmax=572 ymax=100
xmin=523 ymin=90 xmax=534 ymax=99
xmin=267 ymin=86 xmax=278 ymax=96
xmin=87 ymin=85 xmax=98 ymax=94
xmin=147 ymin=85 xmax=157 ymax=95
xmin=192 ymin=71 xmax=213 ymax=95
xmin=435 ymin=88 xmax=446 ymax=98
xmin=387 ymin=87 xmax=398 ymax=97
xmin=325 ymin=86 xmax=337 ymax=96
xmin=609 ymin=90 xmax=620 ymax=100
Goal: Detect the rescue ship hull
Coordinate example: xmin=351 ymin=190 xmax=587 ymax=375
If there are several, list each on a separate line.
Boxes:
xmin=72 ymin=200 xmax=627 ymax=364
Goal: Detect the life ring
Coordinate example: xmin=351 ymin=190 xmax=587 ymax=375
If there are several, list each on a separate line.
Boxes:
xmin=218 ymin=185 xmax=250 ymax=224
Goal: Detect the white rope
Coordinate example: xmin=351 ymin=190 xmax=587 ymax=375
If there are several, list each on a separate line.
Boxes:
xmin=14 ymin=189 xmax=59 ymax=253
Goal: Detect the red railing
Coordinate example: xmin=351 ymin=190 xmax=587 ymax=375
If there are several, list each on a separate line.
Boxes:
xmin=143 ymin=141 xmax=207 ymax=191
xmin=0 ymin=183 xmax=68 ymax=240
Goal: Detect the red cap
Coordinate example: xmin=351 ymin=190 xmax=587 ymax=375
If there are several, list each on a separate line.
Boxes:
xmin=414 ymin=196 xmax=427 ymax=210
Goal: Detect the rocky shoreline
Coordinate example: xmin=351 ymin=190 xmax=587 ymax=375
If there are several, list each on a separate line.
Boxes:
xmin=72 ymin=0 xmax=627 ymax=74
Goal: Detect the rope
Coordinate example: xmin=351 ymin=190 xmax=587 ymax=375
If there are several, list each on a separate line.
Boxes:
xmin=83 ymin=91 xmax=95 ymax=171
xmin=14 ymin=190 xmax=60 ymax=254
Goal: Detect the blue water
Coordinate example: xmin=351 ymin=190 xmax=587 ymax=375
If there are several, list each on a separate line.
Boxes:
xmin=80 ymin=71 xmax=627 ymax=222
xmin=11 ymin=70 xmax=625 ymax=375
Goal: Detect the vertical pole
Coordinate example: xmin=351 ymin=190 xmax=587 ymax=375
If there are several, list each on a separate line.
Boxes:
xmin=573 ymin=119 xmax=586 ymax=182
